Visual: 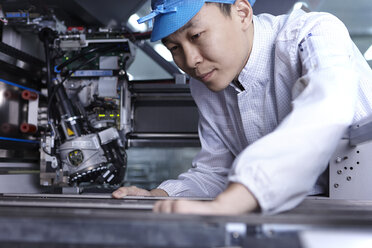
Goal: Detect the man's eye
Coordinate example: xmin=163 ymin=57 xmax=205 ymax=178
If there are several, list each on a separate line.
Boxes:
xmin=191 ymin=33 xmax=201 ymax=40
xmin=169 ymin=46 xmax=178 ymax=52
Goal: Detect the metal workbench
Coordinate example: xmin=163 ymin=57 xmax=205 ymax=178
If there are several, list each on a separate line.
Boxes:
xmin=1 ymin=194 xmax=372 ymax=247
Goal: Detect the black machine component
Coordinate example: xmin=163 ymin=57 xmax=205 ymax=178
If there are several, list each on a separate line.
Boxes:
xmin=39 ymin=27 xmax=135 ymax=188
xmin=127 ymin=82 xmax=200 ymax=147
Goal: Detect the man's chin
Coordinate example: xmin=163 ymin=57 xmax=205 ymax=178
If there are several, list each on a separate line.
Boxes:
xmin=205 ymin=82 xmax=229 ymax=92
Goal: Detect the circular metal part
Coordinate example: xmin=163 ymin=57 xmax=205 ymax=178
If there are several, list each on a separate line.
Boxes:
xmin=347 ymin=176 xmax=352 ymax=181
xmin=337 ymin=170 xmax=342 ymax=175
xmin=68 ymin=149 xmax=84 ymax=166
xmin=334 ymin=183 xmax=339 ymax=188
xmin=51 ymin=157 xmax=58 ymax=169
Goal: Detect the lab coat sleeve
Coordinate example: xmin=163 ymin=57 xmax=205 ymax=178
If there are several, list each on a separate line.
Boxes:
xmin=158 ymin=83 xmax=234 ymax=197
xmin=228 ymin=14 xmax=359 ymax=213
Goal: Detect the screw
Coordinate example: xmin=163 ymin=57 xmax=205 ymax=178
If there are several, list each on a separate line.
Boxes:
xmin=334 ymin=183 xmax=339 ymax=188
xmin=51 ymin=162 xmax=58 ymax=169
xmin=347 ymin=176 xmax=351 ymax=181
xmin=335 ymin=157 xmax=342 ymax=163
xmin=337 ymin=170 xmax=342 ymax=175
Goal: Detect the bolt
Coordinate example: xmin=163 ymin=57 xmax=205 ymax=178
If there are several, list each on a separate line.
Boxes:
xmin=51 ymin=162 xmax=58 ymax=169
xmin=347 ymin=176 xmax=351 ymax=181
xmin=335 ymin=157 xmax=342 ymax=163
xmin=334 ymin=183 xmax=339 ymax=188
xmin=337 ymin=170 xmax=342 ymax=175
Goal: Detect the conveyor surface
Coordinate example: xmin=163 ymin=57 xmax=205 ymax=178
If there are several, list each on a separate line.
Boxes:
xmin=1 ymin=194 xmax=372 ymax=247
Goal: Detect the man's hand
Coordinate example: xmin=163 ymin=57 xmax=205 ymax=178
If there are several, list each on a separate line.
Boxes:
xmin=153 ymin=183 xmax=258 ymax=215
xmin=112 ymin=186 xmax=168 ymax=198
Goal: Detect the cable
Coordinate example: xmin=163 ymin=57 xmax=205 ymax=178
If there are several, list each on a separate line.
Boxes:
xmin=47 ymin=44 xmax=122 ymax=123
xmin=47 ymin=54 xmax=100 ymax=123
xmin=43 ymin=54 xmax=100 ymax=153
xmin=120 ymin=55 xmax=131 ymax=82
xmin=55 ymin=44 xmax=117 ymax=73
xmin=42 ymin=146 xmax=52 ymax=156
xmin=44 ymin=43 xmax=126 ymax=156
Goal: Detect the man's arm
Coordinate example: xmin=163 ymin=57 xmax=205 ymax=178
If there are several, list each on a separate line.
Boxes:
xmin=153 ymin=183 xmax=258 ymax=215
xmin=112 ymin=186 xmax=168 ymax=198
xmin=113 ymin=80 xmax=235 ymax=200
xmin=112 ymin=115 xmax=233 ymax=199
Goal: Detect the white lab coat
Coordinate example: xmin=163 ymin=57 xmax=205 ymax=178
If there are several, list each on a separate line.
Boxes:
xmin=158 ymin=10 xmax=372 ymax=214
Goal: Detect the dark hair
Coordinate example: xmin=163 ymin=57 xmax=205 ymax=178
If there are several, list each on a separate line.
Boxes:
xmin=206 ymin=3 xmax=232 ymax=17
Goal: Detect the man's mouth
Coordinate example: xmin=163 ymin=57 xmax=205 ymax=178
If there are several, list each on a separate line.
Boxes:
xmin=197 ymin=69 xmax=215 ymax=82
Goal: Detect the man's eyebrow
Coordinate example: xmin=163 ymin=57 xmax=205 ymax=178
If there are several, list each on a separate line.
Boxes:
xmin=177 ymin=21 xmax=194 ymax=33
xmin=161 ymin=21 xmax=196 ymax=45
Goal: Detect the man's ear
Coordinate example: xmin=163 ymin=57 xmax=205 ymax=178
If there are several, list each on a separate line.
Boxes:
xmin=233 ymin=0 xmax=253 ymax=31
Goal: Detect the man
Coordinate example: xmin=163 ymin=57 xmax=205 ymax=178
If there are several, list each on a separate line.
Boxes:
xmin=113 ymin=0 xmax=372 ymax=215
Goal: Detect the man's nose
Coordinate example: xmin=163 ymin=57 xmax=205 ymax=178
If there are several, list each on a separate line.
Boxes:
xmin=183 ymin=44 xmax=202 ymax=69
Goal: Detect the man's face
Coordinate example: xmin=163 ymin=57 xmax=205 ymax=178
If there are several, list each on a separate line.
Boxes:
xmin=162 ymin=2 xmax=253 ymax=92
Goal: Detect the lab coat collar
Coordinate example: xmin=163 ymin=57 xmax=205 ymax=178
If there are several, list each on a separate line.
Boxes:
xmin=235 ymin=15 xmax=277 ymax=92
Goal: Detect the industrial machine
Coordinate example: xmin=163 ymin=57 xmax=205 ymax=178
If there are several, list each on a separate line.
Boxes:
xmin=0 ymin=1 xmax=372 ymax=248
xmin=39 ymin=28 xmax=135 ymax=189
xmin=0 ymin=0 xmax=199 ymax=193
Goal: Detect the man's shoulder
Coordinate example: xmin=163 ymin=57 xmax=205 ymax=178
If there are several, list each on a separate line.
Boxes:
xmin=253 ymin=10 xmax=344 ymax=44
xmin=276 ymin=10 xmax=348 ymax=42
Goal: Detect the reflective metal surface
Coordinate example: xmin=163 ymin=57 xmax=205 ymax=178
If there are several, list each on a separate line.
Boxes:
xmin=0 ymin=195 xmax=372 ymax=247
